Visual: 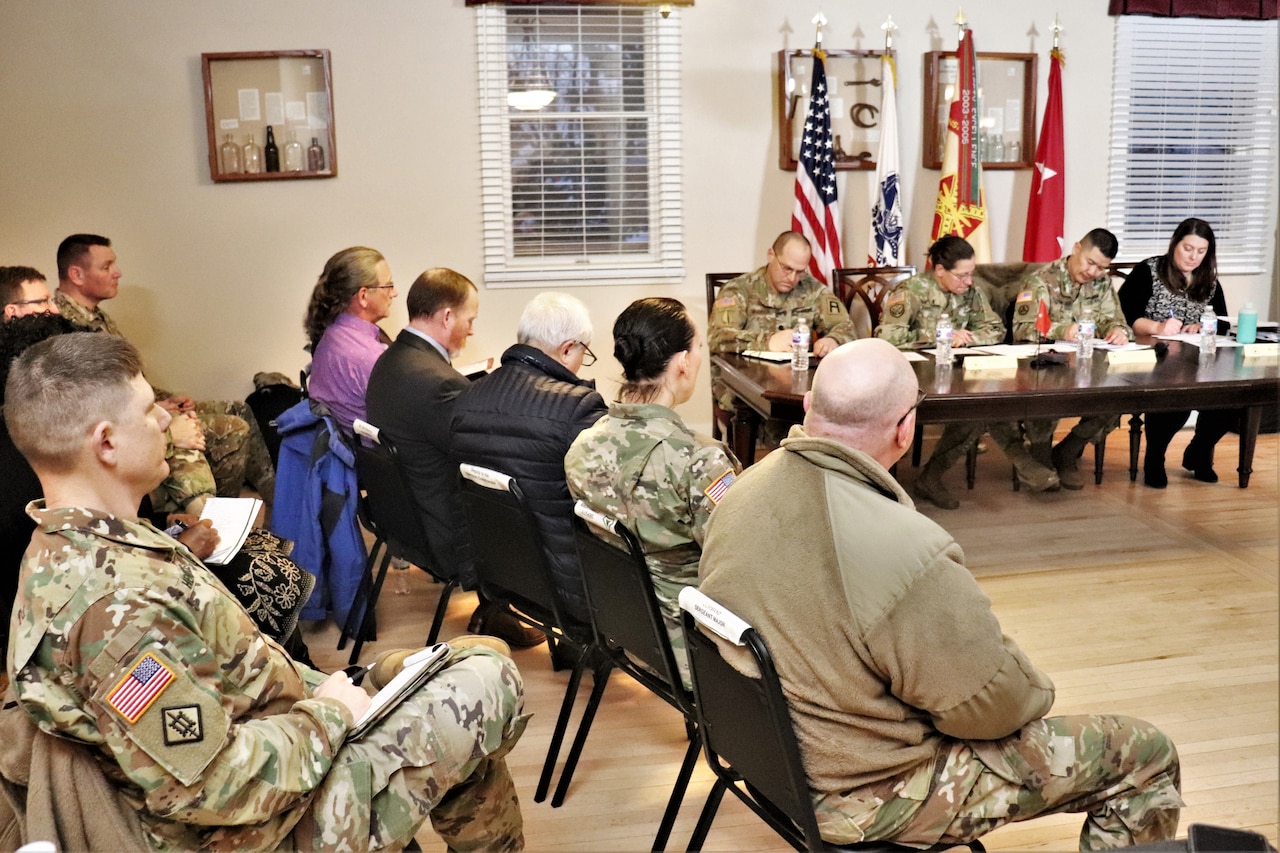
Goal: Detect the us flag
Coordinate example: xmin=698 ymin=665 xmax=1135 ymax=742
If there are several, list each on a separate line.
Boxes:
xmin=792 ymin=49 xmax=843 ymax=286
xmin=107 ymin=652 xmax=175 ymax=723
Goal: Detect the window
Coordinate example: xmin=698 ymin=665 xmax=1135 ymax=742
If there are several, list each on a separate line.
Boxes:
xmin=1107 ymin=17 xmax=1278 ymax=273
xmin=476 ymin=5 xmax=684 ymax=286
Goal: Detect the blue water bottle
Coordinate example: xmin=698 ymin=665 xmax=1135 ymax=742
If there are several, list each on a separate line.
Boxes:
xmin=1236 ymin=302 xmax=1258 ymax=345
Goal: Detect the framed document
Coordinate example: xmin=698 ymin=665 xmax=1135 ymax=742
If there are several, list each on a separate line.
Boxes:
xmin=201 ymin=50 xmax=337 ymax=183
xmin=922 ymin=50 xmax=1036 ymax=170
xmin=777 ymin=49 xmax=888 ymax=172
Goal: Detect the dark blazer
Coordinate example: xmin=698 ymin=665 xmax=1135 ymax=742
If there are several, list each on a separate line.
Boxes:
xmin=451 ymin=343 xmax=607 ymax=623
xmin=365 ymin=328 xmax=475 ymax=587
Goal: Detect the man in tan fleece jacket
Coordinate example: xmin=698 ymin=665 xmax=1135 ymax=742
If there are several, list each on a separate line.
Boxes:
xmin=699 ymin=339 xmax=1182 ymax=851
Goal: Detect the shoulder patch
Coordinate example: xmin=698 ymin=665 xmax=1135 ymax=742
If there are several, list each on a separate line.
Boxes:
xmin=704 ymin=470 xmax=736 ymax=505
xmin=886 ymin=291 xmax=907 ymax=305
xmin=713 ymin=296 xmax=735 ymax=308
xmin=828 ymin=298 xmax=842 ymax=313
xmin=161 ymin=704 xmax=205 ymax=746
xmin=888 ymin=301 xmax=907 ymax=318
xmin=1015 ymin=289 xmax=1034 ymax=303
xmin=106 ymin=652 xmax=175 ymax=724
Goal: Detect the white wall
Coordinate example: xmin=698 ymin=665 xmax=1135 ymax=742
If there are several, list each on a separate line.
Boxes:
xmin=1 ymin=0 xmax=1275 ymax=434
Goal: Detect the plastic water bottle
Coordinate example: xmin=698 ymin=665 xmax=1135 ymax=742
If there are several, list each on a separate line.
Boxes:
xmin=1077 ymin=306 xmax=1096 ymax=359
xmin=934 ymin=313 xmax=953 ymax=366
xmin=1236 ymin=302 xmax=1258 ymax=345
xmin=791 ymin=316 xmax=811 ymax=372
xmin=1200 ymin=306 xmax=1218 ymax=354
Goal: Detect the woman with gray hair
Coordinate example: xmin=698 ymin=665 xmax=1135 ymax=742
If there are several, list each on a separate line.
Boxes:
xmin=302 ymin=246 xmax=395 ymax=430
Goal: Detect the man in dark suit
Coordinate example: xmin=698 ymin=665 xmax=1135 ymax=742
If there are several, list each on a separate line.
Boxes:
xmin=365 ymin=268 xmax=542 ymax=646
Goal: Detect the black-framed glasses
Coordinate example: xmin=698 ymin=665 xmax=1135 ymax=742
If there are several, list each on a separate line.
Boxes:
xmin=6 ymin=297 xmax=53 ymax=308
xmin=573 ymin=341 xmax=598 ymax=367
xmin=897 ymin=388 xmax=927 ymax=427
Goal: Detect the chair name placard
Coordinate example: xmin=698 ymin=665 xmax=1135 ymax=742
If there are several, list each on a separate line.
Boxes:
xmin=1242 ymin=343 xmax=1280 ymax=360
xmin=1105 ymin=349 xmax=1158 ymax=366
xmin=679 ymin=588 xmax=751 ymax=645
xmin=459 ymin=463 xmax=513 ymax=492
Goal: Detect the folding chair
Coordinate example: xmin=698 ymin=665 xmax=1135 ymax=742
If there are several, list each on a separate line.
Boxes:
xmin=337 ymin=419 xmax=457 ymax=665
xmin=572 ymin=501 xmax=699 ymax=849
xmin=679 ymin=588 xmax=983 ymax=853
xmin=458 ymin=464 xmax=605 ymax=806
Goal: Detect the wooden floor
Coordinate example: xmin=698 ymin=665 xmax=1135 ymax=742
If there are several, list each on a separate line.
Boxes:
xmin=303 ymin=426 xmax=1279 ymax=852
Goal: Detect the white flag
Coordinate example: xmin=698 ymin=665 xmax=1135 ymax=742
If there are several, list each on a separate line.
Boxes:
xmin=868 ymin=54 xmax=905 ymax=266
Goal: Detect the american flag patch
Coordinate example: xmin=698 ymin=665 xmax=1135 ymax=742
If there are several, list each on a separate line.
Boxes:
xmin=704 ymin=470 xmax=736 ymax=505
xmin=107 ymin=652 xmax=175 ymax=724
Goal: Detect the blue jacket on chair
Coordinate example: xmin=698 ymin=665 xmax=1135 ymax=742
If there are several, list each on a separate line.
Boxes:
xmin=270 ymin=399 xmax=366 ymax=624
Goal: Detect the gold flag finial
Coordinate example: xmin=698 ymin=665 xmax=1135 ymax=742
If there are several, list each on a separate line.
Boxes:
xmin=812 ymin=10 xmax=828 ymax=46
xmin=1051 ymin=14 xmax=1063 ymax=50
xmin=955 ymin=8 xmax=968 ymax=43
xmin=881 ymin=15 xmax=898 ymax=51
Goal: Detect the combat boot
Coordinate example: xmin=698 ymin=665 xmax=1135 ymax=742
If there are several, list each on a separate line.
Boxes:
xmin=1051 ymin=433 xmax=1090 ymax=490
xmin=1004 ymin=445 xmax=1061 ymax=492
xmin=913 ymin=465 xmax=960 ymax=509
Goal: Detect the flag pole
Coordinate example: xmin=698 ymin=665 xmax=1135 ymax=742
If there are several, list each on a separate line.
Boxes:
xmin=881 ymin=14 xmax=897 ymax=51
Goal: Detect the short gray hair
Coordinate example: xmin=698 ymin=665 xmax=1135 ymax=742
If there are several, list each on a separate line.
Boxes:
xmin=517 ymin=292 xmax=593 ymax=349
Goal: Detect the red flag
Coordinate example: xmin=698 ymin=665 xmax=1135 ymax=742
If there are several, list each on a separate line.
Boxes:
xmin=931 ymin=27 xmax=991 ymax=261
xmin=792 ymin=49 xmax=843 ymax=285
xmin=1023 ymin=49 xmax=1065 ymax=261
xmin=1036 ymin=300 xmax=1051 ymax=338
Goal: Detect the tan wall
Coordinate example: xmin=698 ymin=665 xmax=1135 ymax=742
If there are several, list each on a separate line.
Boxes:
xmin=1 ymin=0 xmax=1275 ymax=433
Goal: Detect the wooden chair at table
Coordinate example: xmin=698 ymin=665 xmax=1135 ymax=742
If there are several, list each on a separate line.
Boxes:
xmin=678 ymin=588 xmax=984 ymax=853
xmin=705 ymin=272 xmax=746 ymax=445
xmin=570 ymin=501 xmax=699 ymax=850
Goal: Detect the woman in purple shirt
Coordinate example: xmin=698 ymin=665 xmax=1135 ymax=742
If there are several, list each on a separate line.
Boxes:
xmin=303 ymin=247 xmax=396 ymax=430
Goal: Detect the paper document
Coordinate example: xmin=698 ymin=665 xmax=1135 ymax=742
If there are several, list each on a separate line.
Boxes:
xmin=199 ymin=497 xmax=262 ymax=565
xmin=972 ymin=344 xmax=1045 ymax=357
xmin=348 ymin=643 xmax=451 ymax=740
xmin=741 ymin=350 xmax=792 ymax=363
xmin=1154 ymin=333 xmax=1241 ymax=349
xmin=1092 ymin=341 xmax=1152 ymax=352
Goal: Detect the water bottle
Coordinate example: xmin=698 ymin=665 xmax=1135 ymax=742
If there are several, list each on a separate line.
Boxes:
xmin=934 ymin=313 xmax=954 ymax=366
xmin=1200 ymin=306 xmax=1218 ymax=353
xmin=1077 ymin=306 xmax=1096 ymax=359
xmin=1236 ymin=301 xmax=1258 ymax=345
xmin=791 ymin=316 xmax=810 ymax=372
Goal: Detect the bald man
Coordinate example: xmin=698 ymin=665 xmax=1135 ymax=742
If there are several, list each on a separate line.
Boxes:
xmin=699 ymin=339 xmax=1182 ymax=851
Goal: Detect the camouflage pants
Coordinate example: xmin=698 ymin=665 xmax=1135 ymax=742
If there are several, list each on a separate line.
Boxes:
xmin=816 ymin=715 xmax=1182 ymax=851
xmin=289 ymin=647 xmax=528 ymax=851
xmin=1025 ymin=415 xmax=1121 ymax=458
xmin=196 ymin=400 xmax=277 ymax=502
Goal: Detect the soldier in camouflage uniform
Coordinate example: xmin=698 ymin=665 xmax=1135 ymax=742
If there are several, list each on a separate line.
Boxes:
xmin=708 ymin=231 xmax=856 ymax=415
xmin=874 ymin=236 xmax=1058 ymax=508
xmin=1011 ymin=229 xmax=1133 ymax=489
xmin=5 ymin=332 xmax=527 ymax=851
xmin=55 ymin=234 xmax=276 ymax=503
xmin=566 ymin=298 xmax=741 ymax=688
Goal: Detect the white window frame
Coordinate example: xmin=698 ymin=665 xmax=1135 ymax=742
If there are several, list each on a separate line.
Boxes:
xmin=1106 ymin=17 xmax=1279 ymax=274
xmin=475 ymin=5 xmax=684 ymax=288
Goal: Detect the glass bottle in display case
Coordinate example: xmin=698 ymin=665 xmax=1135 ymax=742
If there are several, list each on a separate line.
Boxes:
xmin=219 ymin=133 xmax=242 ymax=175
xmin=283 ymin=131 xmax=305 ymax=171
xmin=242 ymin=133 xmax=263 ymax=174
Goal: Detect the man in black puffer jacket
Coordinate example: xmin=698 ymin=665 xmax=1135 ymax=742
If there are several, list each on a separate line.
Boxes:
xmin=451 ymin=292 xmax=608 ymax=626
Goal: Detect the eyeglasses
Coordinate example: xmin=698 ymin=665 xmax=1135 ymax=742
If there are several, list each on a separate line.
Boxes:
xmin=6 ymin=297 xmax=53 ymax=308
xmin=364 ymin=283 xmax=395 ymax=292
xmin=897 ymin=388 xmax=927 ymax=428
xmin=945 ymin=270 xmax=974 ymax=283
xmin=775 ymin=260 xmax=807 ymax=279
xmin=574 ymin=341 xmax=597 ymax=367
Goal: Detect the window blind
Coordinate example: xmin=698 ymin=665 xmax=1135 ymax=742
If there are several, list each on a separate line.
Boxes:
xmin=1106 ymin=17 xmax=1278 ymax=272
xmin=476 ymin=5 xmax=684 ymax=286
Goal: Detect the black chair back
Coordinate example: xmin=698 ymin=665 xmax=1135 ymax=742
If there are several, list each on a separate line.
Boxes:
xmin=574 ymin=502 xmax=686 ymax=702
xmin=338 ymin=419 xmax=456 ymax=664
xmin=572 ymin=501 xmax=698 ymax=848
xmin=459 ymin=464 xmax=568 ymax=632
xmin=680 ymin=589 xmax=821 ymax=849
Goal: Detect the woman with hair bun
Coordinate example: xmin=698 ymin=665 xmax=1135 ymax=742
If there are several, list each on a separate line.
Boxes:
xmin=566 ymin=297 xmax=740 ymax=685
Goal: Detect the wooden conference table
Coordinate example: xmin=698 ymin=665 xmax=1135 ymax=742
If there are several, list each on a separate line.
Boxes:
xmin=713 ymin=339 xmax=1279 ymax=487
